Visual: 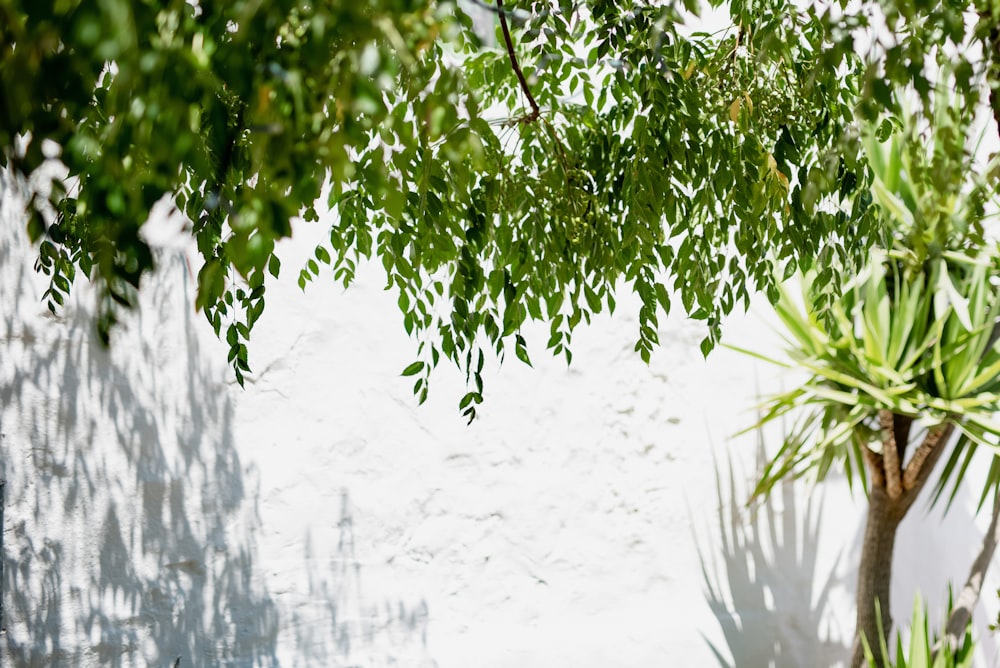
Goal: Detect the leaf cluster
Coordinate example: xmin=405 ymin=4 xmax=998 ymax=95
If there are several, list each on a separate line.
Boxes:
xmin=740 ymin=87 xmax=1000 ymax=501
xmin=12 ymin=0 xmax=996 ymax=410
xmin=861 ymin=594 xmax=975 ymax=668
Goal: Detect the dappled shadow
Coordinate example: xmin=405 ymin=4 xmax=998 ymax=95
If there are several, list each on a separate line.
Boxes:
xmin=291 ymin=490 xmax=435 ymax=667
xmin=0 ymin=175 xmax=279 ymax=665
xmin=0 ymin=177 xmax=437 ymax=666
xmin=698 ymin=441 xmax=850 ymax=667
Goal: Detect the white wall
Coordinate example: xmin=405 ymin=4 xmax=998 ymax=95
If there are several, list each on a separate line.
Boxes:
xmin=2 ymin=184 xmax=1000 ymax=667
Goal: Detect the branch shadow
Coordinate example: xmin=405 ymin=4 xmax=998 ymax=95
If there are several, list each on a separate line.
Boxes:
xmin=697 ymin=439 xmax=850 ymax=667
xmin=0 ymin=176 xmax=279 ymax=666
xmin=0 ymin=177 xmax=437 ymax=666
xmin=290 ymin=490 xmax=436 ymax=668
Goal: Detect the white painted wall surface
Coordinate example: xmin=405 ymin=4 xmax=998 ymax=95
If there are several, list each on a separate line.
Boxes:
xmin=3 ymin=182 xmax=1000 ymax=667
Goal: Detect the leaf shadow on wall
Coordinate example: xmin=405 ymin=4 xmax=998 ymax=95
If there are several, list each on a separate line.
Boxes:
xmin=697 ymin=440 xmax=851 ymax=668
xmin=0 ymin=186 xmax=279 ymax=665
xmin=291 ymin=490 xmax=436 ymax=667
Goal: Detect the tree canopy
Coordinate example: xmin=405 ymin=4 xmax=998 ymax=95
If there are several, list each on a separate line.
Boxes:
xmin=2 ymin=0 xmax=997 ymax=418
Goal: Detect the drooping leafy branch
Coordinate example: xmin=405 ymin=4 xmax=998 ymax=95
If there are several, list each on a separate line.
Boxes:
xmin=3 ymin=0 xmax=996 ymax=418
xmin=496 ymin=0 xmax=540 ymax=122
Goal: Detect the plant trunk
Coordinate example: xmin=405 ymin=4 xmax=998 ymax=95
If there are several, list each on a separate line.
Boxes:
xmin=850 ymin=484 xmax=904 ymax=668
xmin=849 ymin=421 xmax=953 ymax=667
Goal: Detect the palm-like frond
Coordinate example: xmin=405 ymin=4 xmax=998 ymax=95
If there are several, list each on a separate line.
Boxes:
xmin=739 ymin=90 xmax=1000 ymax=501
xmin=861 ymin=594 xmax=976 ymax=668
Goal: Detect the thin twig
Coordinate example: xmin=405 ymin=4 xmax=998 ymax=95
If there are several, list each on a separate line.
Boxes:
xmin=880 ymin=409 xmax=903 ymax=499
xmin=497 ymin=0 xmax=540 ymax=122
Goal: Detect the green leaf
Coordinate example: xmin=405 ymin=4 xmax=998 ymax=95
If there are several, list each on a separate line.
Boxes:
xmin=401 ymin=361 xmax=424 ymax=377
xmin=8 ymin=0 xmax=916 ymax=412
xmin=515 ymin=335 xmax=532 ymax=367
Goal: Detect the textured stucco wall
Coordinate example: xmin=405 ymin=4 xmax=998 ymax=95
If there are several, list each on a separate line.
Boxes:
xmin=3 ymin=182 xmax=1000 ymax=667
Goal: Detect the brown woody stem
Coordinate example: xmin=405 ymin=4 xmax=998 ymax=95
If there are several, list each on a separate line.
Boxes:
xmin=902 ymin=425 xmax=947 ymax=491
xmin=880 ymin=409 xmax=903 ymax=499
xmin=862 ymin=442 xmax=886 ymax=490
xmin=850 ymin=423 xmax=955 ymax=668
xmin=850 ymin=484 xmax=902 ymax=668
xmin=497 ymin=0 xmax=540 ymax=121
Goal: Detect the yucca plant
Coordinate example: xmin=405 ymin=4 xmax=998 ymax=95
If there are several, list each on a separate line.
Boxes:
xmin=861 ymin=594 xmax=975 ymax=668
xmin=735 ymin=78 xmax=1000 ymax=668
xmin=743 ymin=248 xmax=1000 ymax=499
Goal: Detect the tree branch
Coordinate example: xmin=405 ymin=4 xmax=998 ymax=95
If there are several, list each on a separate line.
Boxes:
xmin=880 ymin=409 xmax=903 ymax=499
xmin=899 ymin=423 xmax=955 ymax=517
xmin=893 ymin=413 xmax=913 ymax=465
xmin=935 ymin=486 xmax=1000 ymax=658
xmin=862 ymin=442 xmax=886 ymax=490
xmin=497 ymin=0 xmax=540 ymax=122
xmin=902 ymin=424 xmax=948 ymax=491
